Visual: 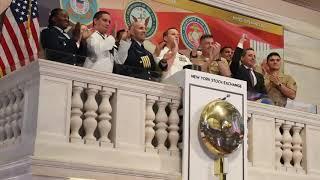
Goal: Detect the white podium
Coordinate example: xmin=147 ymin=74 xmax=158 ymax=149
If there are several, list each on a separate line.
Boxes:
xmin=164 ymin=69 xmax=248 ymax=180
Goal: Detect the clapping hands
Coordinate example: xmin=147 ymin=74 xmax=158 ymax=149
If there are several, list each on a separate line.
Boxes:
xmin=209 ymin=42 xmax=221 ymax=60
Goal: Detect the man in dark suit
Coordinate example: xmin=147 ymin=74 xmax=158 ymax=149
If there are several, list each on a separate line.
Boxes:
xmin=230 ymin=34 xmax=267 ymax=99
xmin=114 ymin=21 xmax=159 ymax=81
xmin=40 ymin=8 xmax=86 ymax=66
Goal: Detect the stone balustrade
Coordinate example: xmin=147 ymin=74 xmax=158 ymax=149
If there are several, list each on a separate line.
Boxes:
xmin=69 ymin=81 xmax=182 ymax=157
xmin=0 ymin=60 xmax=319 ymax=180
xmin=0 ymin=88 xmax=24 ymax=147
xmin=247 ymin=102 xmax=320 ymax=180
xmin=0 ymin=60 xmax=182 ymax=180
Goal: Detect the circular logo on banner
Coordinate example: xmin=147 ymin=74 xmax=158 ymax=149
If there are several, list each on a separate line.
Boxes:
xmin=180 ymin=16 xmax=211 ymax=50
xmin=124 ymin=1 xmax=158 ymax=39
xmin=60 ymin=0 xmax=98 ymax=25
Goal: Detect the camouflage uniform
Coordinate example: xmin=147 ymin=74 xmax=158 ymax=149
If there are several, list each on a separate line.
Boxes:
xmin=265 ymin=73 xmax=297 ymax=107
xmin=191 ymin=56 xmax=210 ymax=72
xmin=208 ymin=57 xmax=229 ymax=75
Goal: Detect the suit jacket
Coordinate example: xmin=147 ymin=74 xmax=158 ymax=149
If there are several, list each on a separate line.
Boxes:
xmin=114 ymin=39 xmax=159 ymax=81
xmin=230 ymin=47 xmax=266 ymax=94
xmin=40 ymin=26 xmax=86 ymax=66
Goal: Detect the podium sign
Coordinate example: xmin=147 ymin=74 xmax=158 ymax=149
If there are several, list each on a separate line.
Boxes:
xmin=164 ymin=70 xmax=247 ymax=180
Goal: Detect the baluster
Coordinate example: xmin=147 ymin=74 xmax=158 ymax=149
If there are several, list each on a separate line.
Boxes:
xmin=177 ymin=107 xmax=184 ymax=150
xmin=168 ymin=100 xmax=180 ymax=156
xmin=247 ymin=115 xmax=253 ymax=164
xmin=17 ymin=87 xmax=24 ymax=141
xmin=97 ymin=87 xmax=114 ymax=147
xmin=2 ymin=95 xmax=9 ymax=145
xmin=83 ymin=85 xmax=99 ymax=145
xmin=70 ymin=82 xmax=85 ymax=143
xmin=11 ymin=88 xmax=19 ymax=143
xmin=4 ymin=92 xmax=14 ymax=145
xmin=292 ymin=123 xmax=303 ymax=171
xmin=0 ymin=96 xmax=5 ymax=145
xmin=275 ymin=120 xmax=284 ymax=169
xmin=282 ymin=122 xmax=293 ymax=170
xmin=145 ymin=95 xmax=157 ymax=152
xmin=155 ymin=98 xmax=169 ymax=153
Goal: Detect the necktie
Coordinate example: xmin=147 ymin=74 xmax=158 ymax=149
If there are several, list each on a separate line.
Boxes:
xmin=247 ymin=68 xmax=255 ymax=87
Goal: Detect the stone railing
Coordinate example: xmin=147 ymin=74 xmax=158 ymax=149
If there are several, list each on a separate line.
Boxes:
xmin=0 ymin=60 xmax=182 ymax=180
xmin=69 ymin=81 xmax=182 ymax=156
xmin=0 ymin=61 xmax=39 ymax=163
xmin=0 ymin=88 xmax=24 ymax=147
xmin=0 ymin=60 xmax=319 ymax=180
xmin=247 ymin=102 xmax=320 ymax=180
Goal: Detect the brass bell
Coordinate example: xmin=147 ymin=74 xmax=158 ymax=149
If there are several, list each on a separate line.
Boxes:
xmin=199 ymin=98 xmax=244 ymax=157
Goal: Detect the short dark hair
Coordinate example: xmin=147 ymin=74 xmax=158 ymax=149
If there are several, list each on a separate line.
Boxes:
xmin=266 ymin=52 xmax=281 ymax=62
xmin=241 ymin=48 xmax=254 ymax=57
xmin=163 ymin=27 xmax=178 ymax=38
xmin=48 ymin=8 xmax=64 ymax=27
xmin=199 ymin=34 xmax=213 ymax=42
xmin=93 ymin=11 xmax=110 ymax=25
xmin=220 ymin=46 xmax=232 ymax=53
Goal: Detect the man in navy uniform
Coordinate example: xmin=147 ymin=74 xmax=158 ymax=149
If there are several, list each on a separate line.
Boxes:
xmin=114 ymin=21 xmax=159 ymax=81
xmin=40 ymin=8 xmax=86 ymax=66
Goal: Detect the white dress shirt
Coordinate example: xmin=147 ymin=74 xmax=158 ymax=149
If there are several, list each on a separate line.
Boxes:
xmin=53 ymin=26 xmax=70 ymax=39
xmin=243 ymin=65 xmax=257 ymax=86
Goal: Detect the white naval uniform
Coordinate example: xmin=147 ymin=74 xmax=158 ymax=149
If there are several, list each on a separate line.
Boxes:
xmin=156 ymin=46 xmax=192 ymax=80
xmin=84 ymin=31 xmax=117 ymax=73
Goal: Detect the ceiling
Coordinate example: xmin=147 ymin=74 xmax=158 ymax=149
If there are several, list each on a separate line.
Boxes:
xmin=282 ymin=0 xmax=320 ymax=12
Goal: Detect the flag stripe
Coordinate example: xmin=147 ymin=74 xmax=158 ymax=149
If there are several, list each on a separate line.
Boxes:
xmin=26 ymin=20 xmax=38 ymax=62
xmin=0 ymin=36 xmax=16 ymax=71
xmin=31 ymin=18 xmax=39 ymax=51
xmin=0 ymin=46 xmax=11 ymax=74
xmin=0 ymin=56 xmax=7 ymax=76
xmin=5 ymin=9 xmax=31 ymax=65
xmin=2 ymin=26 xmax=21 ymax=69
xmin=5 ymin=9 xmax=31 ymax=59
xmin=19 ymin=23 xmax=34 ymax=59
xmin=3 ymin=16 xmax=26 ymax=66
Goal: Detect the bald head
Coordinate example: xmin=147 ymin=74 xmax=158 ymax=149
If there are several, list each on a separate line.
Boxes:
xmin=130 ymin=21 xmax=146 ymax=43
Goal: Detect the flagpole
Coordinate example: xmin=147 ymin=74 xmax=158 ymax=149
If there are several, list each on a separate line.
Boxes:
xmin=26 ymin=0 xmax=32 ymax=38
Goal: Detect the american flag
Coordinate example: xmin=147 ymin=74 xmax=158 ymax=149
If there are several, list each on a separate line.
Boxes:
xmin=0 ymin=0 xmax=39 ymax=77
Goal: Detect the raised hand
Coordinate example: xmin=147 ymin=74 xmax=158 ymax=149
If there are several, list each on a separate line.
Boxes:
xmin=210 ymin=41 xmax=221 ymax=60
xmin=191 ymin=39 xmax=200 ymax=57
xmin=72 ymin=22 xmax=81 ymax=42
xmin=154 ymin=41 xmax=166 ymax=57
xmin=239 ymin=33 xmax=248 ymax=44
xmin=112 ymin=22 xmax=118 ymax=37
xmin=269 ymin=73 xmax=281 ymax=86
xmin=161 ymin=49 xmax=176 ymax=69
xmin=261 ymin=58 xmax=270 ymax=75
xmin=172 ymin=38 xmax=179 ymax=55
xmin=81 ymin=27 xmax=95 ymax=40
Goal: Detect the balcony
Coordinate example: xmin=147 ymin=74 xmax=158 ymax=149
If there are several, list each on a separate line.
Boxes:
xmin=0 ymin=60 xmax=319 ymax=180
